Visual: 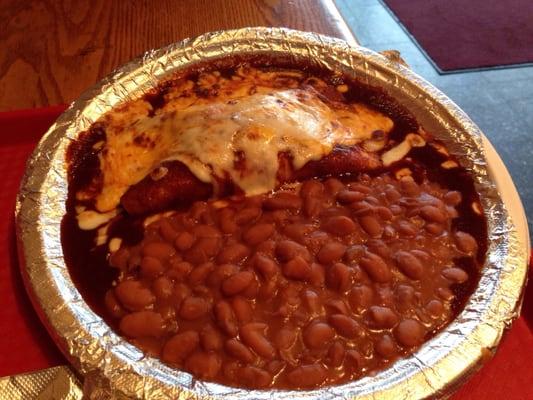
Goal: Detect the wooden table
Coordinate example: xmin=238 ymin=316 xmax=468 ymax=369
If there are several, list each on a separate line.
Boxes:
xmin=0 ymin=0 xmax=356 ymax=111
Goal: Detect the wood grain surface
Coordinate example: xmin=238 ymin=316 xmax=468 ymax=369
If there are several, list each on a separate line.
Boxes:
xmin=0 ymin=0 xmax=356 ymax=111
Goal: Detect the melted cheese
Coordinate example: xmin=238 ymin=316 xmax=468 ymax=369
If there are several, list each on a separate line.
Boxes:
xmin=94 ymin=88 xmax=393 ymax=212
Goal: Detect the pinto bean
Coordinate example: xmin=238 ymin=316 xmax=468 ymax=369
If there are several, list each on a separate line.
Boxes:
xmin=376 ymin=286 xmax=394 ymax=307
xmin=327 ymin=341 xmax=346 ymax=367
xmin=446 ymin=206 xmax=459 ymax=218
xmin=184 ymin=237 xmax=221 ymax=264
xmin=367 ymin=239 xmax=391 ymax=259
xmin=411 ymin=249 xmax=430 ymax=263
xmin=255 ymin=239 xmax=276 ymax=255
xmin=303 ymin=231 xmax=329 ymax=255
xmin=337 ymin=190 xmax=366 ymax=204
xmin=231 ymin=296 xmax=253 ymax=323
xmin=283 ymin=256 xmax=311 ymax=281
xmin=159 ymin=219 xmax=179 ymax=242
xmin=275 ymin=327 xmax=298 ymax=350
xmin=345 ymin=350 xmax=363 ymax=372
xmin=382 ymin=225 xmax=396 ymax=239
xmin=375 ymin=334 xmax=397 ymax=358
xmin=325 ymin=299 xmax=350 ymax=315
xmin=350 ymin=200 xmax=374 ymax=216
xmin=171 ymin=283 xmax=191 ymax=308
xmin=385 ymin=187 xmax=401 ymax=202
xmin=397 ymin=221 xmax=418 ymax=237
xmin=344 ymin=245 xmax=365 ymax=263
xmin=162 ymin=331 xmax=199 ymax=363
xmin=266 ymin=359 xmax=286 ymax=377
xmin=140 ymin=256 xmax=165 ymax=278
xmin=426 ymin=223 xmax=444 ymax=235
xmin=119 ymin=311 xmax=165 ymax=338
xmin=104 ymin=290 xmax=125 ymax=318
xmin=324 ymin=178 xmax=345 ymax=195
xmin=437 ymin=287 xmax=455 ymax=302
xmin=167 ymin=260 xmax=192 ymax=281
xmin=222 ymin=271 xmax=254 ymax=296
xmin=394 ymin=319 xmax=425 ymax=347
xmin=185 ymin=351 xmax=222 ymax=379
xmin=302 ymin=289 xmax=321 ymax=314
xmin=241 ymin=366 xmax=272 ymax=388
xmin=300 ymin=179 xmax=324 ymax=199
xmin=444 ymin=191 xmax=462 ymax=206
xmin=115 ymin=280 xmax=155 ymax=311
xmin=109 ymin=247 xmax=130 ymax=270
xmin=217 ymin=243 xmax=251 ymax=264
xmin=243 ymin=223 xmax=275 ymax=246
xmin=359 ymin=252 xmax=391 ymax=283
xmin=235 ymin=207 xmax=262 ymax=225
xmin=142 ymin=242 xmax=175 ymax=260
xmin=399 ymin=176 xmax=419 ymax=196
xmin=304 ymin=196 xmax=322 ymax=217
xmin=395 ymin=251 xmax=424 ymax=280
xmin=347 ymin=182 xmax=372 ymax=194
xmin=218 ymin=207 xmax=238 ymax=233
xmin=329 ymin=314 xmax=361 ymax=338
xmin=317 ymin=242 xmax=346 ymax=264
xmin=376 ymin=206 xmax=394 ymax=221
xmin=254 ymin=254 xmax=278 ymax=279
xmin=241 ymin=276 xmax=259 ymax=299
xmin=396 ymin=284 xmax=416 ymax=311
xmin=152 ymin=276 xmax=174 ymax=300
xmin=175 ymin=232 xmax=195 ymax=251
xmin=454 ymin=231 xmax=478 ymax=254
xmin=326 ymin=262 xmax=352 ymax=292
xmin=420 ymin=205 xmax=447 ymax=224
xmin=264 ymin=192 xmax=302 ymax=210
xmin=192 ymin=224 xmax=220 ymax=238
xmin=200 ymin=325 xmax=223 ymax=351
xmin=194 ymin=235 xmax=222 ymax=256
xmin=426 ymin=299 xmax=444 ymax=317
xmin=226 ymin=338 xmax=255 ymax=363
xmin=322 ymin=216 xmax=356 ymax=236
xmin=220 ymin=359 xmax=241 ymax=383
xmin=214 ymin=300 xmax=238 ymax=337
xmin=179 ymin=296 xmax=209 ymax=320
xmin=349 ymin=285 xmax=374 ymax=312
xmin=188 ymin=262 xmax=214 ymax=286
xmin=303 ymin=321 xmax=335 ymax=349
xmin=275 ymin=240 xmax=311 ymax=262
xmin=206 ymin=263 xmax=238 ymax=289
xmin=359 ymin=215 xmax=383 ymax=237
xmin=240 ymin=323 xmax=276 ymax=359
xmin=442 ymin=267 xmax=468 ymax=283
xmin=287 ymin=364 xmax=327 ymax=387
xmin=309 ymin=263 xmax=326 ymax=287
xmin=368 ymin=306 xmax=398 ymax=329
xmin=258 ymin=279 xmax=279 ymax=300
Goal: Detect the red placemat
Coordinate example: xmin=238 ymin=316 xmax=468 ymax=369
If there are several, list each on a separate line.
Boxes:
xmin=0 ymin=106 xmax=531 ymax=398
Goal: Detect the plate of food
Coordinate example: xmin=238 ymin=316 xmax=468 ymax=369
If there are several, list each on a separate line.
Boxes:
xmin=15 ymin=28 xmax=529 ymax=399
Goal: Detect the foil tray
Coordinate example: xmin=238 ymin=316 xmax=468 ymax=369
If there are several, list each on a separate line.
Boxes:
xmin=15 ymin=27 xmax=529 ymax=399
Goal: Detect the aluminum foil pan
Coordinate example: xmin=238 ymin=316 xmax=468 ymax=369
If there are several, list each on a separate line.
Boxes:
xmin=15 ymin=27 xmax=529 ymax=399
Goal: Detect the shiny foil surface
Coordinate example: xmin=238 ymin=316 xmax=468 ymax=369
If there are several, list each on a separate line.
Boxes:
xmin=0 ymin=366 xmax=82 ymax=399
xmin=15 ymin=28 xmax=529 ymax=399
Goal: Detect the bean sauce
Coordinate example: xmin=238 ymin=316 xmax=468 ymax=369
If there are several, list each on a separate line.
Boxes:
xmin=62 ymin=60 xmax=486 ymax=390
xmin=64 ymin=171 xmax=485 ymax=389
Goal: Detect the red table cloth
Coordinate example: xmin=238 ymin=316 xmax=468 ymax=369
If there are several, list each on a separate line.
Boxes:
xmin=0 ymin=106 xmax=531 ymax=398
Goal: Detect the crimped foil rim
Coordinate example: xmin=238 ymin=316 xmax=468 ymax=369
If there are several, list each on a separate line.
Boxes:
xmin=15 ymin=27 xmax=529 ymax=399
